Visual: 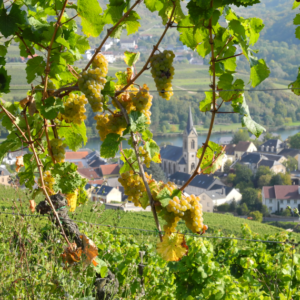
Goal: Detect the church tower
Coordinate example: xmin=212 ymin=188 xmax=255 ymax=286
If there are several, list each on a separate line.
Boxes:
xmin=182 ymin=107 xmax=198 ymax=174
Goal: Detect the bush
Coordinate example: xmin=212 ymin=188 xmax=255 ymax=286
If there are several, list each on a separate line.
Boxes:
xmin=281 ymin=208 xmax=291 ymax=217
xmin=248 ymin=211 xmax=263 ymax=222
xmin=217 ymin=203 xmax=230 ymax=212
xmin=237 ymin=203 xmax=249 ymax=215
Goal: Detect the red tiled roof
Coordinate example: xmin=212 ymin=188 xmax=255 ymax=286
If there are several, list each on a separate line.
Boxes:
xmin=224 ymin=144 xmax=235 ymax=155
xmin=100 ymin=164 xmax=120 ymax=176
xmin=88 ymin=179 xmax=104 ymax=185
xmin=263 ymin=185 xmax=300 ymax=200
xmin=66 ymin=151 xmax=89 ymax=160
xmin=74 ymin=161 xmax=84 ymax=169
xmin=78 ymin=167 xmax=101 ymax=179
xmin=235 ymin=141 xmax=253 ymax=152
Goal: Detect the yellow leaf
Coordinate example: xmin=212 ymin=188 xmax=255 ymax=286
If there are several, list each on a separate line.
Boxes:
xmin=15 ymin=156 xmax=24 ymax=173
xmin=29 ymin=200 xmax=36 ymax=213
xmin=156 ymin=233 xmax=188 ymax=262
xmin=81 ymin=235 xmax=99 ymax=267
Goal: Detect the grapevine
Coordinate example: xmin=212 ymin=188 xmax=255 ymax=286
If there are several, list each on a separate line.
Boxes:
xmin=50 ymin=138 xmax=67 ymax=163
xmin=150 ymin=50 xmax=175 ymax=100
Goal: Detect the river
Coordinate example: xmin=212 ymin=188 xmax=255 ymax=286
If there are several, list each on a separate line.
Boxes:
xmin=84 ymin=127 xmax=300 ymax=152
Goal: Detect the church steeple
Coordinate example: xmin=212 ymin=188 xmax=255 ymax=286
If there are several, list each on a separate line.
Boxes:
xmin=186 ymin=106 xmax=194 ymax=133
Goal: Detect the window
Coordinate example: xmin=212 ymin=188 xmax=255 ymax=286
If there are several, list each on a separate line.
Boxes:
xmin=280 ymin=200 xmax=283 ymax=204
xmin=287 ymin=200 xmax=290 ymax=204
xmin=269 ymin=199 xmax=272 ymax=203
xmin=164 ymin=161 xmax=167 ymax=171
xmin=269 ymin=207 xmax=272 ymax=211
xmin=173 ymin=164 xmax=176 ymax=173
xmin=207 ymin=202 xmax=209 ymax=206
xmin=191 ymin=140 xmax=195 ymax=149
xmin=184 ymin=140 xmax=187 ymax=150
xmin=191 ymin=163 xmax=195 ymax=171
xmin=202 ymin=196 xmax=205 ymax=200
xmin=295 ymin=199 xmax=297 ymax=204
xmin=184 ymin=168 xmax=186 ymax=172
xmin=169 ymin=162 xmax=171 ymax=173
xmin=192 ymin=155 xmax=194 ymax=158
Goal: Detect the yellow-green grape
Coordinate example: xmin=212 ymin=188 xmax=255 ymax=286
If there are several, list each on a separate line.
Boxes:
xmin=150 ymin=50 xmax=175 ymax=100
xmin=131 ymin=84 xmax=153 ymax=124
xmin=112 ymin=85 xmax=138 ymax=114
xmin=94 ymin=113 xmax=127 ymax=141
xmin=139 ymin=145 xmax=151 ymax=168
xmin=91 ymin=53 xmax=108 ymax=76
xmin=78 ymin=69 xmax=107 ymax=113
xmin=59 ymin=93 xmax=87 ymax=124
xmin=50 ymin=138 xmax=67 ymax=163
xmin=66 ymin=190 xmax=78 ymax=212
xmin=118 ymin=171 xmax=145 ymax=207
xmin=39 ymin=170 xmax=56 ymax=196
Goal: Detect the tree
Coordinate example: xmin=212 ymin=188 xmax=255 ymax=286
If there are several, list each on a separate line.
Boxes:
xmin=227 ymin=173 xmax=236 ymax=185
xmin=270 ymin=173 xmax=292 ymax=186
xmin=261 ymin=205 xmax=270 ymax=217
xmin=232 ymin=130 xmax=249 ymax=144
xmin=234 ymin=164 xmax=253 ymax=185
xmin=282 ymin=208 xmax=291 ymax=217
xmin=248 ymin=211 xmax=263 ymax=222
xmin=242 ymin=188 xmax=259 ymax=207
xmin=270 ymin=174 xmax=283 ymax=186
xmin=289 ymin=133 xmax=300 ymax=149
xmin=145 ymin=162 xmax=167 ymax=183
xmin=237 ymin=203 xmax=249 ymax=215
xmin=224 ymin=160 xmax=232 ymax=174
xmin=229 ymin=200 xmax=237 ymax=212
xmin=217 ymin=203 xmax=230 ymax=212
xmin=203 ymin=117 xmax=210 ymax=128
xmin=257 ymin=174 xmax=272 ymax=189
xmin=283 ymin=156 xmax=298 ymax=173
xmin=179 ymin=121 xmax=187 ymax=130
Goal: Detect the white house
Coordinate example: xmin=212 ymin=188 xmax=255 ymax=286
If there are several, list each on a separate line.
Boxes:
xmin=199 ymin=186 xmax=242 ymax=207
xmin=90 ymin=185 xmax=122 ymax=203
xmin=120 ymin=39 xmax=136 ymax=50
xmin=262 ymin=185 xmax=300 ymax=213
xmin=102 ymin=52 xmax=116 ymax=63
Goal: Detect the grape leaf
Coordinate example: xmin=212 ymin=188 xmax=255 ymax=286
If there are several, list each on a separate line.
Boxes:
xmin=77 ymin=0 xmax=104 ymax=37
xmin=140 ymin=191 xmax=149 ymax=209
xmin=38 ymin=97 xmax=64 ymax=120
xmin=115 ymin=71 xmax=127 ymax=85
xmin=124 ymin=11 xmax=140 ymax=35
xmin=0 ymin=138 xmax=21 ymax=164
xmin=100 ymin=133 xmax=125 ymax=158
xmin=129 ymin=111 xmax=148 ymax=132
xmin=93 ymin=257 xmax=108 ymax=278
xmin=249 ymin=58 xmax=270 ymax=88
xmin=199 ymin=92 xmax=213 ymax=112
xmin=141 ymin=129 xmax=153 ymax=141
xmin=144 ymin=0 xmax=158 ymax=12
xmin=26 ymin=56 xmax=46 ymax=84
xmin=120 ymin=148 xmax=139 ymax=173
xmin=157 ymin=187 xmax=171 ymax=207
xmin=0 ymin=4 xmax=26 ymax=38
xmin=124 ymin=51 xmax=140 ymax=66
xmin=52 ymin=162 xmax=83 ymax=194
xmin=0 ymin=45 xmax=7 ymax=56
xmin=0 ymin=66 xmax=11 ymax=93
xmin=58 ymin=120 xmax=87 ymax=151
xmin=104 ymin=3 xmax=126 ymax=24
xmin=18 ymin=154 xmax=36 ymax=189
xmin=102 ymin=80 xmax=115 ymax=97
xmin=145 ymin=140 xmax=161 ymax=163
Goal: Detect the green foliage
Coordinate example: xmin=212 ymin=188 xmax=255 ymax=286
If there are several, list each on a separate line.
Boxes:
xmin=100 ymin=133 xmax=125 ymax=158
xmin=289 ymin=132 xmax=300 ymax=149
xmin=241 ymin=188 xmax=259 ymax=206
xmin=237 ymin=202 xmax=249 ymax=215
xmin=232 ymin=129 xmax=249 ymax=144
xmin=144 ymin=161 xmax=167 ymax=183
xmin=248 ymin=210 xmax=263 ymax=222
xmin=283 ymin=156 xmax=298 ymax=173
xmin=217 ymin=203 xmax=230 ymax=212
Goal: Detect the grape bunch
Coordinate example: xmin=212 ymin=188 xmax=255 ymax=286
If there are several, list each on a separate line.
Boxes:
xmin=118 ymin=171 xmax=145 ymax=206
xmin=39 ymin=171 xmax=56 ymax=196
xmin=66 ymin=190 xmax=78 ymax=212
xmin=139 ymin=145 xmax=151 ymax=168
xmin=150 ymin=50 xmax=175 ymax=100
xmin=112 ymin=85 xmax=137 ymax=114
xmin=50 ymin=138 xmax=67 ymax=163
xmin=92 ymin=53 xmax=109 ymax=75
xmin=59 ymin=93 xmax=87 ymax=124
xmin=94 ymin=113 xmax=127 ymax=141
xmin=78 ymin=69 xmax=107 ymax=113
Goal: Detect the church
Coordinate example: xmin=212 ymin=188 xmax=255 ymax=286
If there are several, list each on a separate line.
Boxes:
xmin=160 ymin=107 xmax=198 ymax=176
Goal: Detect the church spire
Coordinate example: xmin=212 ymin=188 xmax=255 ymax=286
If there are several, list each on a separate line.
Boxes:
xmin=186 ymin=106 xmax=194 ymax=133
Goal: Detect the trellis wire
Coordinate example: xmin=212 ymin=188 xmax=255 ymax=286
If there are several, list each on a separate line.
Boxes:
xmin=1 ymin=210 xmax=299 ymax=246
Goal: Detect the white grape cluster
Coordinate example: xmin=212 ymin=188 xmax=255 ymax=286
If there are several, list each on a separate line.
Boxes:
xmin=59 ymin=93 xmax=87 ymax=124
xmin=150 ymin=50 xmax=175 ymax=100
xmin=78 ymin=53 xmax=108 ymax=113
xmin=50 ymin=138 xmax=67 ymax=163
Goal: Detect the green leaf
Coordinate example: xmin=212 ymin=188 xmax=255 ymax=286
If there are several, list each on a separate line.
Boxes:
xmin=293 ymin=0 xmax=300 ymax=9
xmin=77 ymin=0 xmax=104 ymax=37
xmin=124 ymin=51 xmax=140 ymax=66
xmin=104 ymin=3 xmax=126 ymax=24
xmin=129 ymin=111 xmax=148 ymax=132
xmin=145 ymin=139 xmax=161 ymax=163
xmin=199 ymin=92 xmax=213 ymax=112
xmin=140 ymin=191 xmax=149 ymax=209
xmin=18 ymin=154 xmax=36 ymax=189
xmin=249 ymin=18 xmax=264 ymax=45
xmin=249 ymin=58 xmax=270 ymax=88
xmin=93 ymin=257 xmax=108 ymax=278
xmin=157 ymin=187 xmax=171 ymax=207
xmin=58 ymin=120 xmax=87 ymax=151
xmin=124 ymin=11 xmax=140 ymax=35
xmin=141 ymin=129 xmax=153 ymax=141
xmin=100 ymin=133 xmax=124 ymax=159
xmin=0 ymin=45 xmax=7 ymax=56
xmin=115 ymin=71 xmax=127 ymax=85
xmin=26 ymin=56 xmax=46 ymax=84
xmin=120 ymin=149 xmax=139 ymax=173
xmin=102 ymin=80 xmax=115 ymax=97
xmin=39 ymin=97 xmax=64 ymax=120
xmin=0 ymin=138 xmax=21 ymax=163
xmin=0 ymin=4 xmax=26 ymax=38
xmin=0 ymin=66 xmax=11 ymax=93
xmin=144 ymin=0 xmax=158 ymax=12
xmin=52 ymin=162 xmax=83 ymax=194
xmin=56 ymin=35 xmax=70 ymax=49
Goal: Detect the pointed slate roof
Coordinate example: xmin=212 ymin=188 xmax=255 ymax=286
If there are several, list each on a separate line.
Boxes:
xmin=160 ymin=145 xmax=183 ymax=162
xmin=186 ymin=107 xmax=194 ymax=133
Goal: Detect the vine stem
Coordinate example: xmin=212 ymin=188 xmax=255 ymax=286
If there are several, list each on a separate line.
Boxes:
xmin=22 ymin=110 xmax=73 ymax=249
xmin=84 ymin=0 xmax=141 ymax=71
xmin=180 ymin=0 xmax=216 ymax=192
xmin=0 ymin=103 xmax=73 ymax=249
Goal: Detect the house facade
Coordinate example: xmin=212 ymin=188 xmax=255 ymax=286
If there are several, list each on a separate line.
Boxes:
xmin=278 ymin=148 xmax=300 ymax=171
xmin=259 ymin=139 xmax=284 ymax=154
xmin=90 ymin=185 xmax=122 ymax=203
xmin=0 ymin=167 xmax=11 ymax=186
xmin=224 ymin=141 xmax=257 ymax=163
xmin=262 ymin=185 xmax=300 ymax=213
xmin=120 ymin=39 xmax=136 ymax=50
xmin=199 ymin=186 xmax=242 ymax=207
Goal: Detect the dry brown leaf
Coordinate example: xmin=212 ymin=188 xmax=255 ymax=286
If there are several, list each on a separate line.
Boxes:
xmin=61 ymin=243 xmax=82 ymax=265
xmin=28 ymin=99 xmax=37 ymax=116
xmin=19 ymin=97 xmax=30 ymax=108
xmin=81 ymin=235 xmax=98 ymax=267
xmin=29 ymin=200 xmax=36 ymax=213
xmin=15 ymin=156 xmax=24 ymax=173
